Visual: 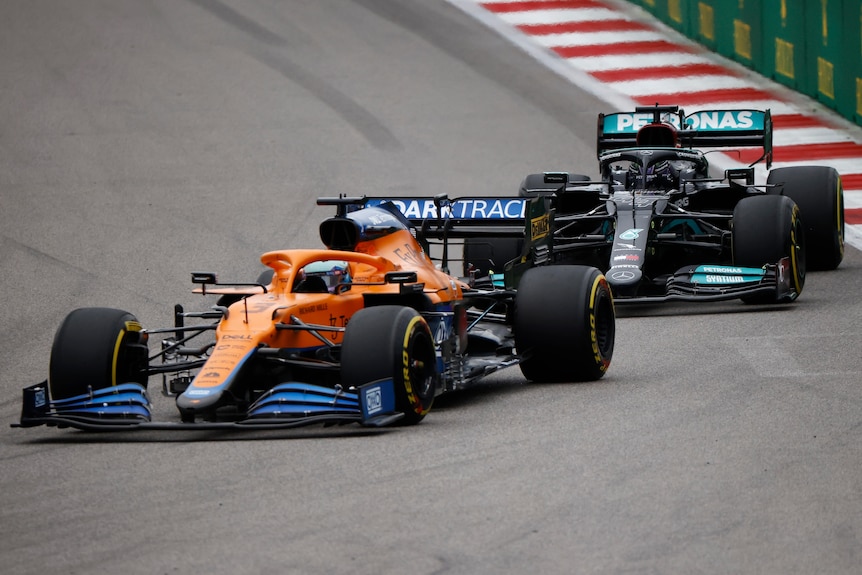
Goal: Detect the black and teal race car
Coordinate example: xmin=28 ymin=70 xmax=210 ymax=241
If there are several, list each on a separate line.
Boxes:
xmin=504 ymin=105 xmax=845 ymax=303
xmin=371 ymin=106 xmax=844 ymax=304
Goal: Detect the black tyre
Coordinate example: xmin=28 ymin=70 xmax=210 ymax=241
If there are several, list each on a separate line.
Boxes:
xmin=519 ymin=173 xmax=590 ymax=198
xmin=48 ymin=307 xmax=149 ymax=400
xmin=733 ymin=195 xmax=805 ymax=303
xmin=514 ymin=265 xmax=615 ymax=382
xmin=341 ymin=306 xmax=437 ymax=425
xmin=767 ymin=166 xmax=844 ymax=270
xmin=463 ymin=237 xmax=522 ymax=278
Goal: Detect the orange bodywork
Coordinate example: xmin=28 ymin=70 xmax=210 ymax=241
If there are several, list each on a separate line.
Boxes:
xmin=183 ymin=229 xmax=466 ymax=397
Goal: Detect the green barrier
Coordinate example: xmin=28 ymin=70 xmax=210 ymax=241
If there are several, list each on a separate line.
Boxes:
xmin=842 ymin=0 xmax=862 ymax=122
xmin=806 ymin=0 xmax=852 ymax=116
xmin=623 ymin=0 xmax=862 ymax=126
xmin=627 ymin=0 xmax=690 ymax=34
xmin=692 ymin=0 xmax=763 ymax=70
xmin=762 ymin=0 xmax=810 ymax=94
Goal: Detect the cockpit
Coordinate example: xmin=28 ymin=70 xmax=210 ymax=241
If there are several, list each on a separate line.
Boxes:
xmin=604 ymin=150 xmax=706 ymax=194
xmin=294 ymin=260 xmax=352 ymax=293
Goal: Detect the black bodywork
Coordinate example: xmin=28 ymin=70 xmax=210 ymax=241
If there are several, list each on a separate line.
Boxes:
xmin=518 ymin=105 xmax=806 ymax=303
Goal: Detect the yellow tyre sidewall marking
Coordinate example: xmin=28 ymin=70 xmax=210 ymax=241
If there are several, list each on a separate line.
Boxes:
xmin=402 ymin=315 xmax=432 ymax=416
xmin=790 ymin=204 xmax=803 ymax=295
xmin=588 ymin=274 xmax=612 ymax=373
xmin=111 ymin=320 xmax=142 ymax=388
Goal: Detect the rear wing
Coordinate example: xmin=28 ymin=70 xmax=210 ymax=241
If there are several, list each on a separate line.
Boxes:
xmin=597 ymin=106 xmax=773 ymax=168
xmin=358 ymin=196 xmax=528 ymax=238
xmin=336 ymin=195 xmax=554 ymax=287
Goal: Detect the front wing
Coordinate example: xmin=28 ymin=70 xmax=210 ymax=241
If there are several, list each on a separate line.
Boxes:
xmin=12 ymin=380 xmax=404 ymax=432
xmin=613 ymin=259 xmax=797 ymax=304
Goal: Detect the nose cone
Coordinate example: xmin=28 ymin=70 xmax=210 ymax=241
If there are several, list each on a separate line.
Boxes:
xmin=606 ymin=267 xmax=642 ymax=296
xmin=176 ymin=388 xmax=224 ymax=421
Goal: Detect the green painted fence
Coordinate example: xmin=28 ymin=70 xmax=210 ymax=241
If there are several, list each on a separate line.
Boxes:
xmin=625 ymin=0 xmax=862 ymax=126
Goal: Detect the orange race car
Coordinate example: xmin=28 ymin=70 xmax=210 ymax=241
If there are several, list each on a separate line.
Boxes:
xmin=15 ymin=196 xmax=615 ymax=432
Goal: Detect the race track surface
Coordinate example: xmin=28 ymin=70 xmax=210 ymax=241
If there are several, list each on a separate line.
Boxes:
xmin=1 ymin=1 xmax=860 ymax=574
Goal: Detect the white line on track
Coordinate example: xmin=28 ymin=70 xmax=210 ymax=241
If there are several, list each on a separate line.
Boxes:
xmin=607 ymin=75 xmax=756 ymax=96
xmin=568 ymin=53 xmax=712 ymax=71
xmin=496 ymin=8 xmax=625 ymax=25
xmin=775 ymin=127 xmax=858 ymax=145
xmin=533 ymin=30 xmax=667 ymax=46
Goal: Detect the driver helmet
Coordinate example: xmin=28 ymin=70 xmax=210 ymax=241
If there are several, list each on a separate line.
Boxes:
xmin=627 ymin=160 xmax=678 ymax=191
xmin=644 ymin=159 xmax=677 ymax=191
xmin=300 ymin=260 xmax=351 ymax=293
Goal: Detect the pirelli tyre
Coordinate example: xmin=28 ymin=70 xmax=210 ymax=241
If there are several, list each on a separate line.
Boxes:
xmin=48 ymin=307 xmax=149 ymax=400
xmin=767 ymin=166 xmax=844 ymax=270
xmin=514 ymin=265 xmax=614 ymax=382
xmin=518 ymin=173 xmax=590 ymax=198
xmin=341 ymin=305 xmax=437 ymax=425
xmin=732 ymin=195 xmax=805 ymax=304
xmin=463 ymin=237 xmax=522 ymax=278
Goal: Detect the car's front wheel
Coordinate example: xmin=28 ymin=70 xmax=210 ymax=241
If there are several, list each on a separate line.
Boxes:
xmin=49 ymin=307 xmax=149 ymax=400
xmin=733 ymin=194 xmax=805 ymax=303
xmin=514 ymin=265 xmax=615 ymax=382
xmin=341 ymin=306 xmax=437 ymax=425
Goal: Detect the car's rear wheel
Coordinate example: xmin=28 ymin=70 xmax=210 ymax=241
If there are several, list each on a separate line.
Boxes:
xmin=733 ymin=195 xmax=805 ymax=303
xmin=767 ymin=166 xmax=844 ymax=270
xmin=49 ymin=307 xmax=149 ymax=400
xmin=514 ymin=265 xmax=614 ymax=382
xmin=341 ymin=306 xmax=437 ymax=425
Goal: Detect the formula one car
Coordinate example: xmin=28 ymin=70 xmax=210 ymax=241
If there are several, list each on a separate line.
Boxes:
xmin=14 ymin=196 xmax=615 ymax=433
xmin=498 ymin=105 xmax=844 ymax=304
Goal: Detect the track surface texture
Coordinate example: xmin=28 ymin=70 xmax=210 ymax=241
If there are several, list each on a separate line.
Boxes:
xmin=1 ymin=1 xmax=860 ymax=574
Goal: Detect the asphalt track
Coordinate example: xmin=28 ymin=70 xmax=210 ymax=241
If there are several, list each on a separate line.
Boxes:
xmin=1 ymin=1 xmax=860 ymax=574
